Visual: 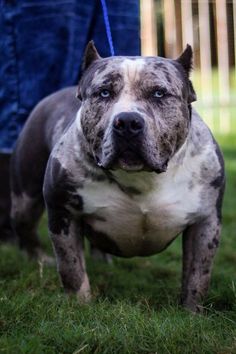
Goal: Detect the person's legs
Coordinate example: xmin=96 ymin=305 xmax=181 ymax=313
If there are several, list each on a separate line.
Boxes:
xmin=0 ymin=0 xmax=96 ymax=241
xmin=0 ymin=0 xmax=140 ymax=242
xmin=0 ymin=154 xmax=13 ymax=242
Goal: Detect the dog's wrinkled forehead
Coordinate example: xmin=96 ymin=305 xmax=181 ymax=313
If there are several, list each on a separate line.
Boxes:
xmin=79 ymin=56 xmax=185 ymax=96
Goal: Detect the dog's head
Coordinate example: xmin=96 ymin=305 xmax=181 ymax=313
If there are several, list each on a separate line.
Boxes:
xmin=77 ymin=42 xmax=196 ymax=173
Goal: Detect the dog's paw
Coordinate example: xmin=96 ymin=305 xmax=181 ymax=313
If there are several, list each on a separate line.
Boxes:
xmin=181 ymin=300 xmax=204 ymax=314
xmin=76 ymin=274 xmax=91 ymax=303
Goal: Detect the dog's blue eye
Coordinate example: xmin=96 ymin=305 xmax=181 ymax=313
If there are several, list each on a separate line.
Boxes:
xmin=153 ymin=90 xmax=164 ymax=98
xmin=100 ymin=89 xmax=110 ymax=98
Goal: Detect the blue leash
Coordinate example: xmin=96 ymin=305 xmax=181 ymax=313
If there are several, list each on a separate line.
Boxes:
xmin=100 ymin=0 xmax=115 ymax=56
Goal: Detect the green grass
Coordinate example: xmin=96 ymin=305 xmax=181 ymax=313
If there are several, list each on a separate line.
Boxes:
xmin=1 ymin=135 xmax=236 ymax=354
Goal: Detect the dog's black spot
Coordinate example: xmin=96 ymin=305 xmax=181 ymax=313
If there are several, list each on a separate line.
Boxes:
xmin=97 ymin=129 xmax=104 ymax=139
xmin=44 ymin=158 xmax=85 ymax=235
xmin=69 ymin=194 xmax=84 ymax=210
xmin=101 ymin=73 xmax=123 ymax=86
xmin=208 ymin=242 xmax=214 ymax=250
xmin=211 ymin=139 xmax=225 ymax=189
xmin=212 ymin=237 xmax=219 ymax=247
xmin=48 ymin=208 xmax=71 ymax=236
xmin=163 ymin=133 xmax=168 ymax=139
xmin=122 ymin=186 xmax=141 ymax=196
xmin=44 ymin=158 xmax=84 ymax=209
xmin=152 ymin=61 xmax=167 ymax=71
xmin=164 ymin=70 xmax=172 ymax=84
xmin=203 ymin=269 xmax=210 ymax=275
xmin=80 ymin=64 xmax=105 ymax=96
xmin=96 ymin=62 xmax=111 ymax=75
xmin=211 ymin=175 xmax=223 ymax=189
xmin=80 ymin=59 xmax=124 ymax=100
xmin=212 ymin=191 xmax=225 ymax=224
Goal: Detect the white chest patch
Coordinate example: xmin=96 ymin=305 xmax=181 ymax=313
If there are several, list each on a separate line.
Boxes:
xmin=77 ymin=156 xmax=205 ymax=257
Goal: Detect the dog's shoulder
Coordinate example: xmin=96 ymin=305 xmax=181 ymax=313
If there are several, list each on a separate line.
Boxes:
xmin=185 ymin=108 xmax=224 ymax=186
xmin=43 ymin=122 xmax=107 ymax=212
xmin=175 ymin=108 xmax=225 ymax=221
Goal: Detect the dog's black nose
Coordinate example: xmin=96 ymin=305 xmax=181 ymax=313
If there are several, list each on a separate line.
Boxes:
xmin=113 ymin=112 xmax=145 ymax=138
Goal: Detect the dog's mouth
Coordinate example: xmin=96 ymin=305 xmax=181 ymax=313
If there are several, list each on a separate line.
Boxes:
xmin=96 ymin=149 xmax=168 ymax=173
xmin=116 ymin=150 xmax=144 ymax=171
xmin=96 ymin=149 xmax=144 ymax=171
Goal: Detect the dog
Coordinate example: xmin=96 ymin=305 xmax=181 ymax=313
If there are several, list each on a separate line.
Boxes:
xmin=11 ymin=42 xmax=225 ymax=312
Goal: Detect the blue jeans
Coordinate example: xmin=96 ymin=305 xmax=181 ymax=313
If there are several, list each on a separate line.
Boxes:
xmin=0 ymin=0 xmax=140 ymax=153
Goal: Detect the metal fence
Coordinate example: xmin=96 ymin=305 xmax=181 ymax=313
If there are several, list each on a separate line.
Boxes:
xmin=141 ymin=0 xmax=236 ymax=133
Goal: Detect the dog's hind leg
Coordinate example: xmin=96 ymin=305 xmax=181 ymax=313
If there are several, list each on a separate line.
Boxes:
xmin=10 ymin=134 xmax=49 ymax=258
xmin=11 ymin=191 xmax=44 ymax=258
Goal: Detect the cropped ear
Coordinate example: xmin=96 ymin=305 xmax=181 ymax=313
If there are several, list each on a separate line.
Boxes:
xmin=176 ymin=45 xmax=196 ymax=103
xmin=76 ymin=41 xmax=102 ymax=100
xmin=176 ymin=44 xmax=193 ymax=77
xmin=82 ymin=40 xmax=102 ymax=71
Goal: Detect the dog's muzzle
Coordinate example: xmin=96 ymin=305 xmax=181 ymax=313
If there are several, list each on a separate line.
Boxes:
xmin=112 ymin=112 xmax=145 ymax=139
xmin=97 ymin=112 xmax=169 ymax=173
xmin=110 ymin=112 xmax=145 ymax=171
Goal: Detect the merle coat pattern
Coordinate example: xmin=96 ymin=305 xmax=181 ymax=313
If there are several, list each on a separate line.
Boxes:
xmin=11 ymin=42 xmax=225 ymax=312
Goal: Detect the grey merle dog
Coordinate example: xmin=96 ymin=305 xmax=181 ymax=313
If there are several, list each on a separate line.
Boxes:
xmin=11 ymin=42 xmax=225 ymax=312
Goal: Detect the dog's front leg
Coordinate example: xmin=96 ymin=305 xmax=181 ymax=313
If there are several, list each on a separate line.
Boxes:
xmin=181 ymin=213 xmax=221 ymax=312
xmin=47 ymin=207 xmax=91 ymax=301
